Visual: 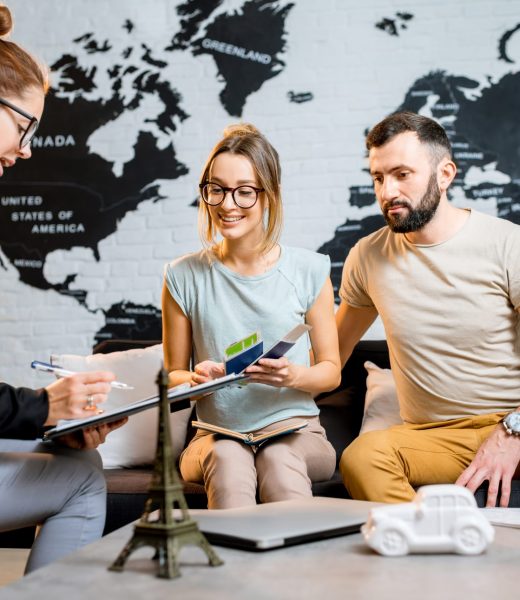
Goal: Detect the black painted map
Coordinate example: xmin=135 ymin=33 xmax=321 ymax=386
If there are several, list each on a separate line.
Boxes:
xmin=0 ymin=0 xmax=294 ymax=344
xmin=188 ymin=0 xmax=294 ymax=116
xmin=319 ymin=69 xmax=520 ymax=299
xmin=0 ymin=3 xmax=519 ymax=345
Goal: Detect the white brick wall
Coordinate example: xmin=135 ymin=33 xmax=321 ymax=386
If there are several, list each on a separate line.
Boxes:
xmin=1 ymin=0 xmax=518 ymax=386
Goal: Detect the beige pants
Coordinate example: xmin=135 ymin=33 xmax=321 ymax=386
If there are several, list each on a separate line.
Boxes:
xmin=340 ymin=412 xmax=506 ymax=503
xmin=180 ymin=416 xmax=336 ymax=509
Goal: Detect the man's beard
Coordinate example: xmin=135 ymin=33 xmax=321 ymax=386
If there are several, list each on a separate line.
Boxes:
xmin=383 ymin=173 xmax=441 ymax=233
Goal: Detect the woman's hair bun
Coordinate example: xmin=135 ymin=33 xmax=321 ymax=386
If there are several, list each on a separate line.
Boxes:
xmin=222 ymin=123 xmax=261 ymax=139
xmin=0 ymin=5 xmax=13 ymax=39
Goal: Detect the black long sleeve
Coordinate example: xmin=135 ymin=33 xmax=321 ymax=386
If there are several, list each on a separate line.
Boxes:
xmin=0 ymin=383 xmax=49 ymax=439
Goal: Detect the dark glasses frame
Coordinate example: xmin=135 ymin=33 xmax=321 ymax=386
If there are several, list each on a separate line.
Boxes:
xmin=0 ymin=97 xmax=39 ymax=149
xmin=199 ymin=182 xmax=265 ymax=209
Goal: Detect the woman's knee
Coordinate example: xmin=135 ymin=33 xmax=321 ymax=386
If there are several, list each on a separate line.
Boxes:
xmin=256 ymin=442 xmax=299 ymax=471
xmin=47 ymin=444 xmax=103 ymax=471
xmin=256 ymin=443 xmax=312 ymax=502
xmin=201 ymin=440 xmax=257 ymax=504
xmin=202 ymin=439 xmax=252 ymax=473
xmin=54 ymin=451 xmax=106 ymax=497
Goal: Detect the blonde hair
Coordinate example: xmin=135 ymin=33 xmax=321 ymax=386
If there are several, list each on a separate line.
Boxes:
xmin=198 ymin=123 xmax=283 ymax=254
xmin=0 ymin=5 xmax=49 ymax=98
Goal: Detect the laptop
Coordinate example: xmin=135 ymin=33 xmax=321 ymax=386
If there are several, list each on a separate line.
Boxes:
xmin=188 ymin=497 xmax=378 ymax=551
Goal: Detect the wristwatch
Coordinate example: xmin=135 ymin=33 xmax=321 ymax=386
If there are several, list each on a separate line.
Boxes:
xmin=502 ymin=412 xmax=520 ymax=436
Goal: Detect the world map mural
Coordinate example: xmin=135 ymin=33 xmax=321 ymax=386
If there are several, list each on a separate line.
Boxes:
xmin=1 ymin=0 xmax=519 ymax=384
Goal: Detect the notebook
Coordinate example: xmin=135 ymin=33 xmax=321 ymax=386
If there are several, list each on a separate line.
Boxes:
xmin=188 ymin=497 xmax=377 ymax=551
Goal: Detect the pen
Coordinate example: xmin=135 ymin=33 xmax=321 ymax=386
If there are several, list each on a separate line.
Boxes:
xmin=31 ymin=360 xmax=134 ymax=390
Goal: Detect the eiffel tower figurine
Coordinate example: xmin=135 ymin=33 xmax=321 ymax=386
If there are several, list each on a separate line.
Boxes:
xmin=109 ymin=366 xmax=223 ymax=578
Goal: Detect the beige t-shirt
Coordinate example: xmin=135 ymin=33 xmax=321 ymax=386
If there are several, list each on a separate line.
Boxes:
xmin=340 ymin=209 xmax=520 ymax=424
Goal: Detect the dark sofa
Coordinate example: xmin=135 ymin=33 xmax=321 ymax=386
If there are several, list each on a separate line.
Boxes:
xmin=102 ymin=339 xmax=520 ymax=535
xmin=2 ymin=339 xmax=517 ymax=548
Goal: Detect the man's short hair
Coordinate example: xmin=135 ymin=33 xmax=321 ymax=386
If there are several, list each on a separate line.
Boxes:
xmin=366 ymin=111 xmax=453 ymax=165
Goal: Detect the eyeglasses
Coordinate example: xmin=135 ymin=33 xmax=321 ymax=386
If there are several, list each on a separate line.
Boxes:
xmin=0 ymin=97 xmax=39 ymax=149
xmin=199 ymin=182 xmax=264 ymax=209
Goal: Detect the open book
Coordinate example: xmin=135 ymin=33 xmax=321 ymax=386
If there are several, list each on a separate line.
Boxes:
xmin=44 ymin=373 xmax=248 ymax=440
xmin=191 ymin=419 xmax=308 ymax=449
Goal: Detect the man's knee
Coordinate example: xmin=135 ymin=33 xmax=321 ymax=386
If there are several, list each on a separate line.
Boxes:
xmin=340 ymin=430 xmax=399 ymax=499
xmin=341 ymin=430 xmax=391 ymax=473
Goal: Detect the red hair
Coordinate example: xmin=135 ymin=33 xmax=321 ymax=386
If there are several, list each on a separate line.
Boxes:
xmin=0 ymin=4 xmax=48 ymax=97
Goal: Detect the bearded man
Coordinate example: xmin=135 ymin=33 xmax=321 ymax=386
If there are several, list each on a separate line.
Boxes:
xmin=337 ymin=111 xmax=520 ymax=507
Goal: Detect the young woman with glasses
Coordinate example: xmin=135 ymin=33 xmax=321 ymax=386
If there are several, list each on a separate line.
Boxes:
xmin=162 ymin=123 xmax=341 ymax=508
xmin=0 ymin=4 xmax=126 ymax=573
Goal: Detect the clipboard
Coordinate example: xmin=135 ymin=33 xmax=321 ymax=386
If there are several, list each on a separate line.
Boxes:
xmin=44 ymin=373 xmax=248 ymax=440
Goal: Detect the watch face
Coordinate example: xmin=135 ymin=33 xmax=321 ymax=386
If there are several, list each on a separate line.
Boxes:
xmin=505 ymin=412 xmax=520 ymax=433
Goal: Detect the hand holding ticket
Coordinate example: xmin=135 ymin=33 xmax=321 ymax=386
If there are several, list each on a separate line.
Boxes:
xmin=224 ymin=324 xmax=312 ymax=375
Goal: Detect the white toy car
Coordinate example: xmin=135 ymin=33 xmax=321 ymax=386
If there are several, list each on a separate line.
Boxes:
xmin=361 ymin=484 xmax=495 ymax=556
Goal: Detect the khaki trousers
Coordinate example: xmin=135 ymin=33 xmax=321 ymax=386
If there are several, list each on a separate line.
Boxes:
xmin=179 ymin=416 xmax=336 ymax=509
xmin=340 ymin=412 xmax=506 ymax=503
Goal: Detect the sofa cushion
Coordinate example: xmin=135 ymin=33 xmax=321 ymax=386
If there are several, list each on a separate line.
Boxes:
xmin=51 ymin=344 xmax=193 ymax=468
xmin=316 ymin=340 xmax=391 ymax=464
xmin=98 ymin=338 xmax=520 ymax=535
xmin=360 ymin=360 xmax=402 ymax=434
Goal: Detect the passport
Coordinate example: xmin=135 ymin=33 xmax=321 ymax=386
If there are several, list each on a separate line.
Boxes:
xmin=224 ymin=324 xmax=311 ymax=375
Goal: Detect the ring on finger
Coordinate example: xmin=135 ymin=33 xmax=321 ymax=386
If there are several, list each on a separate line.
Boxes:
xmin=84 ymin=394 xmax=96 ymax=411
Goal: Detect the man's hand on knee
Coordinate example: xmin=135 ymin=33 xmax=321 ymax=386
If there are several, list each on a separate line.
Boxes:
xmin=455 ymin=426 xmax=520 ymax=507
